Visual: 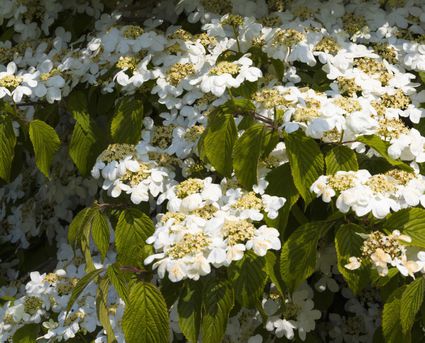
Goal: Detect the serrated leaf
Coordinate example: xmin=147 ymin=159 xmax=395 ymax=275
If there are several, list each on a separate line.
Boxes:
xmin=111 ymin=97 xmax=144 ymax=144
xmin=202 ymin=111 xmax=237 ymax=177
xmin=12 ymin=323 xmax=40 ymax=343
xmin=325 ymin=145 xmax=358 ymax=175
xmin=285 ymin=130 xmax=324 ymax=206
xmin=233 ymin=124 xmax=265 ymax=189
xmin=68 ymin=91 xmax=105 ymax=175
xmin=96 ymin=276 xmax=117 ymax=343
xmin=115 ymin=208 xmax=154 ymax=266
xmin=66 ymin=268 xmax=103 ymax=314
xmin=261 ymin=129 xmax=279 ymax=158
xmin=266 ymin=163 xmax=299 ymax=236
xmin=122 ymin=282 xmax=169 ymax=343
xmin=178 ymin=281 xmax=203 ymax=342
xmin=383 ymin=208 xmax=425 ymax=248
xmin=280 ymin=221 xmax=332 ymax=292
xmin=264 ymin=251 xmax=285 ymax=296
xmin=335 ymin=224 xmax=369 ymax=294
xmin=107 ymin=264 xmax=129 ymax=304
xmin=400 ymin=277 xmax=425 ymax=334
xmin=228 ymin=251 xmax=268 ymax=307
xmin=201 ymin=279 xmax=234 ymax=343
xmin=91 ymin=210 xmax=110 ymax=261
xmin=67 ymin=207 xmax=95 ymax=248
xmin=0 ymin=115 xmax=16 ymax=182
xmin=356 ymin=135 xmax=413 ymax=172
xmin=29 ymin=120 xmax=60 ymax=178
xmin=382 ymin=286 xmax=411 ymax=343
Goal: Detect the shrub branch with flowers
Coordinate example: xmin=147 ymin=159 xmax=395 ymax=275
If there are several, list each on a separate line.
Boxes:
xmin=2 ymin=0 xmax=425 ymax=342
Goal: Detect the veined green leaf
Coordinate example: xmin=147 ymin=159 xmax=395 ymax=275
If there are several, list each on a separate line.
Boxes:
xmin=325 ymin=145 xmax=358 ymax=175
xmin=122 ymin=282 xmax=169 ymax=343
xmin=12 ymin=323 xmax=40 ymax=343
xmin=400 ymin=277 xmax=425 ymax=334
xmin=382 ymin=286 xmax=411 ymax=343
xmin=202 ymin=111 xmax=237 ymax=177
xmin=29 ymin=120 xmax=60 ymax=178
xmin=285 ymin=130 xmax=324 ymax=206
xmin=111 ymin=97 xmax=144 ymax=144
xmin=228 ymin=251 xmax=268 ymax=307
xmin=233 ymin=123 xmax=265 ymax=189
xmin=91 ymin=210 xmax=110 ymax=261
xmin=115 ymin=208 xmax=154 ymax=265
xmin=335 ymin=224 xmax=369 ymax=294
xmin=356 ymin=135 xmax=413 ymax=172
xmin=178 ymin=280 xmax=203 ymax=343
xmin=96 ymin=276 xmax=117 ymax=343
xmin=280 ymin=221 xmax=332 ymax=292
xmin=201 ymin=279 xmax=234 ymax=343
xmin=0 ymin=115 xmax=16 ymax=182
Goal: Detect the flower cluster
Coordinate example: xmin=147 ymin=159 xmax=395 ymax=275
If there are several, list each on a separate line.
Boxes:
xmin=311 ymin=169 xmax=425 ymax=218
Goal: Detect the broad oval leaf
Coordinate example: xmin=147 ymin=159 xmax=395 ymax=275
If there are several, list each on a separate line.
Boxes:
xmin=91 ymin=210 xmax=110 ymax=261
xmin=233 ymin=123 xmax=265 ymax=189
xmin=29 ymin=120 xmax=60 ymax=178
xmin=400 ymin=277 xmax=425 ymax=334
xmin=178 ymin=280 xmax=203 ymax=343
xmin=285 ymin=130 xmax=324 ymax=206
xmin=111 ymin=97 xmax=144 ymax=144
xmin=0 ymin=115 xmax=16 ymax=182
xmin=122 ymin=282 xmax=169 ymax=343
xmin=325 ymin=145 xmax=358 ymax=175
xmin=382 ymin=286 xmax=411 ymax=343
xmin=280 ymin=221 xmax=332 ymax=292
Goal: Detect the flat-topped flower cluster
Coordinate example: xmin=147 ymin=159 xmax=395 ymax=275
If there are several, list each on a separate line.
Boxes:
xmin=2 ymin=0 xmax=425 ymax=342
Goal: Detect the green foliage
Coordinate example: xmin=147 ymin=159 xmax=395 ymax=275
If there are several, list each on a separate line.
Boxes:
xmin=115 ymin=208 xmax=154 ymax=265
xmin=335 ymin=224 xmax=369 ymax=294
xmin=111 ymin=97 xmax=144 ymax=144
xmin=201 ymin=110 xmax=237 ymax=177
xmin=0 ymin=114 xmax=16 ymax=182
xmin=325 ymin=145 xmax=358 ymax=175
xmin=228 ymin=251 xmax=268 ymax=307
xmin=122 ymin=282 xmax=169 ymax=343
xmin=200 ymin=279 xmax=234 ymax=343
xmin=66 ymin=268 xmax=103 ymax=314
xmin=178 ymin=281 xmax=203 ymax=342
xmin=12 ymin=324 xmax=40 ymax=343
xmin=68 ymin=91 xmax=107 ymax=175
xmin=28 ymin=119 xmax=60 ymax=178
xmin=107 ymin=264 xmax=130 ymax=304
xmin=382 ymin=286 xmax=411 ymax=343
xmin=91 ymin=210 xmax=110 ymax=261
xmin=280 ymin=221 xmax=333 ymax=292
xmin=356 ymin=135 xmax=413 ymax=172
xmin=96 ymin=276 xmax=117 ymax=343
xmin=400 ymin=277 xmax=425 ymax=334
xmin=285 ymin=130 xmax=324 ymax=206
xmin=383 ymin=208 xmax=425 ymax=248
xmin=233 ymin=123 xmax=266 ymax=189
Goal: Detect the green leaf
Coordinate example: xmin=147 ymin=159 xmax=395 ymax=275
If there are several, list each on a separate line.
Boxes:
xmin=382 ymin=286 xmax=411 ymax=343
xmin=325 ymin=145 xmax=358 ymax=175
xmin=91 ymin=210 xmax=110 ymax=261
xmin=201 ymin=279 xmax=234 ymax=343
xmin=12 ymin=323 xmax=40 ymax=343
xmin=178 ymin=281 xmax=203 ymax=342
xmin=228 ymin=251 xmax=268 ymax=307
xmin=29 ymin=120 xmax=60 ymax=178
xmin=266 ymin=163 xmax=299 ymax=236
xmin=271 ymin=58 xmax=285 ymax=80
xmin=122 ymin=282 xmax=169 ymax=343
xmin=264 ymin=252 xmax=285 ymax=296
xmin=233 ymin=124 xmax=265 ymax=189
xmin=335 ymin=224 xmax=369 ymax=294
xmin=115 ymin=208 xmax=154 ymax=265
xmin=111 ymin=97 xmax=144 ymax=144
xmin=68 ymin=91 xmax=105 ymax=175
xmin=383 ymin=208 xmax=425 ymax=248
xmin=66 ymin=268 xmax=103 ymax=314
xmin=202 ymin=111 xmax=237 ymax=177
xmin=261 ymin=129 xmax=279 ymax=158
xmin=400 ymin=277 xmax=425 ymax=334
xmin=96 ymin=276 xmax=117 ymax=343
xmin=107 ymin=264 xmax=130 ymax=304
xmin=285 ymin=130 xmax=324 ymax=206
xmin=67 ymin=207 xmax=95 ymax=248
xmin=356 ymin=135 xmax=413 ymax=172
xmin=0 ymin=115 xmax=16 ymax=182
xmin=280 ymin=221 xmax=332 ymax=292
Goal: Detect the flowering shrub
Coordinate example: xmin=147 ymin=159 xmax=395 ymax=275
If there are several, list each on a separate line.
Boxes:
xmin=2 ymin=0 xmax=425 ymax=342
